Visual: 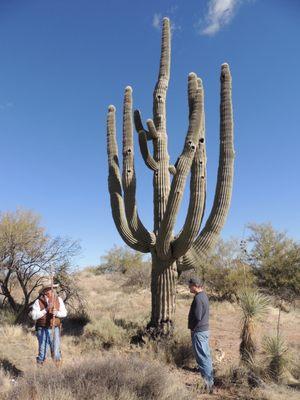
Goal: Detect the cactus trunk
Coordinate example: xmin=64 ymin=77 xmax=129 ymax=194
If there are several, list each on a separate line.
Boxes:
xmin=106 ymin=17 xmax=234 ymax=338
xmin=149 ymin=253 xmax=177 ymax=335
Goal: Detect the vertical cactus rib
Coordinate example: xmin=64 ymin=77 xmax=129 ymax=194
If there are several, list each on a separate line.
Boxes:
xmin=150 ymin=255 xmax=177 ymax=329
xmin=107 ymin=105 xmax=149 ymax=253
xmin=156 ymin=75 xmax=203 ymax=259
xmin=193 ymin=63 xmax=235 ymax=256
xmin=122 ymin=87 xmax=155 ymax=247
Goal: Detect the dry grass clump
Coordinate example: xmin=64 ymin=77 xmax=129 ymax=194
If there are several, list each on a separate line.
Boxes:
xmin=0 ymin=308 xmax=16 ymax=325
xmin=253 ymin=384 xmax=300 ymax=400
xmin=147 ymin=332 xmax=194 ymax=368
xmin=80 ymin=317 xmax=128 ymax=350
xmin=0 ymin=325 xmax=36 ymax=371
xmin=3 ymin=355 xmax=189 ymax=400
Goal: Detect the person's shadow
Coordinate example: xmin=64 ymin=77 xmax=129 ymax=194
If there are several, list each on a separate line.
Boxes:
xmin=62 ymin=313 xmax=90 ymax=336
xmin=0 ymin=358 xmax=23 ymax=378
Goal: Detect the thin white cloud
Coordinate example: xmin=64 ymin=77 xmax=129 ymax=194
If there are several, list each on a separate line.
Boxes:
xmin=201 ymin=0 xmax=242 ymax=36
xmin=152 ymin=12 xmax=182 ymax=34
xmin=152 ymin=13 xmax=162 ymax=31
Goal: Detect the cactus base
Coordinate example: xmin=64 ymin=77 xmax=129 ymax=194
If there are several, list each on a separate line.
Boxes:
xmin=147 ymin=255 xmax=177 ymax=336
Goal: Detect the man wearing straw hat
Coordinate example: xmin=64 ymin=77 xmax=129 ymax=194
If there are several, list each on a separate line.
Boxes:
xmin=30 ymin=279 xmax=67 ymax=365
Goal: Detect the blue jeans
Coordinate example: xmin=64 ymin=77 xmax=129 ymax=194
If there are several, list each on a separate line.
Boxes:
xmin=191 ymin=330 xmax=214 ymax=387
xmin=36 ymin=327 xmax=61 ymax=363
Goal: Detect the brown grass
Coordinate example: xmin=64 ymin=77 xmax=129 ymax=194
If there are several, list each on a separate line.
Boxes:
xmin=2 ymin=355 xmax=189 ymax=400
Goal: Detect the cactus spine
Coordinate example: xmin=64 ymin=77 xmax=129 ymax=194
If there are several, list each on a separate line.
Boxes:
xmin=106 ymin=18 xmax=234 ymax=335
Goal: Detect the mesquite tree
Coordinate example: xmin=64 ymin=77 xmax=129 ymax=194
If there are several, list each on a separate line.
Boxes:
xmin=106 ymin=18 xmax=234 ymax=335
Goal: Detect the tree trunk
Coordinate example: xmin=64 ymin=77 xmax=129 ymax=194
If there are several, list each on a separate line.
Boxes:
xmin=148 ymin=252 xmax=177 ymax=336
xmin=15 ymin=296 xmax=31 ymax=324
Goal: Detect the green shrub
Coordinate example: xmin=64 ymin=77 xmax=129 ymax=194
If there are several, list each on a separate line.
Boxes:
xmin=122 ymin=262 xmax=151 ymax=290
xmin=96 ymin=245 xmax=146 ymax=274
xmin=181 ymin=239 xmax=256 ymax=302
xmin=206 ymin=260 xmax=255 ymax=302
xmin=247 ymin=223 xmax=300 ymax=303
xmin=263 ymin=336 xmax=289 ymax=382
xmin=239 ymin=290 xmax=269 ymax=364
xmin=81 ymin=317 xmax=127 ymax=349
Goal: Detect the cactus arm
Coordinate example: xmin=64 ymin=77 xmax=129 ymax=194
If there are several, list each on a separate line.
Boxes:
xmin=172 ymin=139 xmax=206 ymax=259
xmin=152 ymin=17 xmax=172 ymax=233
xmin=122 ymin=87 xmax=155 ymax=247
xmin=107 ymin=105 xmax=149 ymax=253
xmin=156 ymin=74 xmax=203 ymax=259
xmin=138 ymin=131 xmax=158 ymax=171
xmin=134 ymin=110 xmax=157 ymax=140
xmin=172 ymin=88 xmax=207 ymax=259
xmin=168 ymin=165 xmax=176 ymax=175
xmin=153 ymin=17 xmax=170 ymax=131
xmin=176 ymin=246 xmax=199 ymax=273
xmin=146 ymin=119 xmax=158 ymax=139
xmin=193 ymin=63 xmax=235 ymax=257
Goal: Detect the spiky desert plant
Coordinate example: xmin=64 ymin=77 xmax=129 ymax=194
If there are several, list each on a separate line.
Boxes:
xmin=239 ymin=290 xmax=269 ymax=364
xmin=263 ymin=335 xmax=289 ymax=382
xmin=106 ymin=18 xmax=235 ymax=335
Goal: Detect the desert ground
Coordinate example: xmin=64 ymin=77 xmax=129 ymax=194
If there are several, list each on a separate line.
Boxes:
xmin=0 ymin=270 xmax=299 ymax=400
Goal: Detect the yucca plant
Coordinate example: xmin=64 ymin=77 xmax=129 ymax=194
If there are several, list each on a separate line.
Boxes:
xmin=263 ymin=335 xmax=289 ymax=382
xmin=239 ymin=290 xmax=269 ymax=364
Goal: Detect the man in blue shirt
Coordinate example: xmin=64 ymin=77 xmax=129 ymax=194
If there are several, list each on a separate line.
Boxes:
xmin=188 ymin=277 xmax=214 ymax=393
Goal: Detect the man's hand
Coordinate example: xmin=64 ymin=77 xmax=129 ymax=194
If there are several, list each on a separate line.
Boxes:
xmin=47 ymin=306 xmax=55 ymax=315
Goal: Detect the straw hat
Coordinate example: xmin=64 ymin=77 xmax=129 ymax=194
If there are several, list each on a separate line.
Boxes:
xmin=39 ymin=279 xmax=59 ymax=292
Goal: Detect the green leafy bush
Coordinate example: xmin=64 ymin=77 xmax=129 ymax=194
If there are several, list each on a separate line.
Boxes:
xmin=182 ymin=239 xmax=256 ymax=301
xmin=247 ymin=223 xmax=300 ymax=303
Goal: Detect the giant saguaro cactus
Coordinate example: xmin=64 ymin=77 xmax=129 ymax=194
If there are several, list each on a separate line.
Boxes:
xmin=106 ymin=18 xmax=234 ymax=335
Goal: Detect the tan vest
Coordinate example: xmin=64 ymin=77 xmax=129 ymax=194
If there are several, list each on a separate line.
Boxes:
xmin=36 ymin=295 xmax=61 ymax=328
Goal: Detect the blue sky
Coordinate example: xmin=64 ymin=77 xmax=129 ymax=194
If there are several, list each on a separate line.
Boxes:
xmin=0 ymin=0 xmax=299 ymax=266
